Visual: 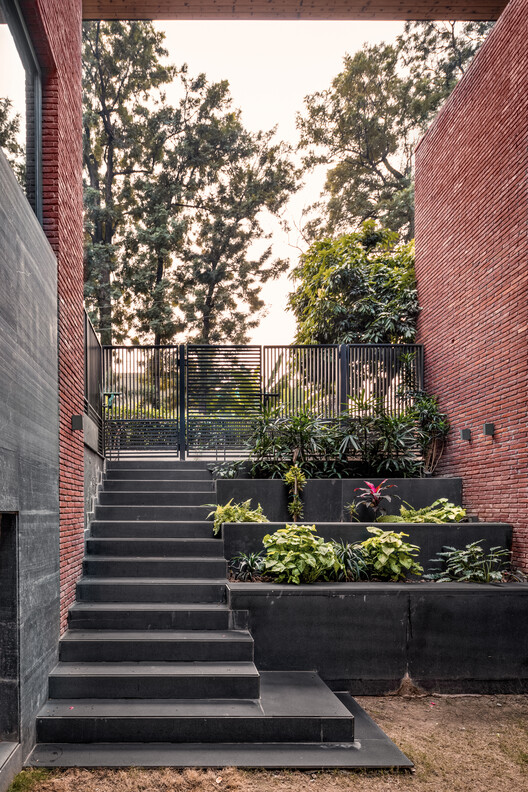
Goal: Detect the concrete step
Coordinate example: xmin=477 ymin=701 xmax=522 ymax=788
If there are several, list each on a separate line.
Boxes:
xmin=83 ymin=557 xmax=227 ymax=579
xmin=76 ymin=578 xmax=226 ymax=604
xmin=90 ymin=521 xmax=214 ymax=539
xmin=48 ymin=661 xmax=260 ymax=699
xmin=105 ymin=469 xmax=213 ymax=481
xmin=68 ymin=603 xmax=238 ymax=631
xmin=103 ymin=479 xmax=215 ymax=492
xmin=86 ymin=537 xmax=223 ymax=558
xmin=94 ymin=505 xmax=212 ymax=521
xmin=98 ymin=491 xmax=215 ymax=507
xmin=36 ymin=673 xmax=356 ymax=745
xmin=107 ymin=461 xmax=211 ymax=470
xmin=59 ymin=630 xmax=254 ymax=662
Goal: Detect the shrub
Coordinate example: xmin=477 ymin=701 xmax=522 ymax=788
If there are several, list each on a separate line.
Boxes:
xmin=207 ymin=499 xmax=269 ymax=536
xmin=377 ymin=498 xmax=466 ymax=524
xmin=262 ymin=524 xmax=343 ymax=584
xmin=426 ymin=542 xmax=510 ymax=583
xmin=329 ymin=540 xmax=370 ymax=581
xmin=284 ymin=464 xmax=307 ymax=521
xmin=356 ymin=527 xmax=423 ymax=581
xmin=230 ymin=551 xmax=266 ymax=581
xmin=347 ymin=479 xmax=397 ymax=520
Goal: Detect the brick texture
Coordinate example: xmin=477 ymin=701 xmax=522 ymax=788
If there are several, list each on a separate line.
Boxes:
xmin=22 ymin=0 xmax=84 ymax=630
xmin=415 ymin=0 xmax=528 ymax=570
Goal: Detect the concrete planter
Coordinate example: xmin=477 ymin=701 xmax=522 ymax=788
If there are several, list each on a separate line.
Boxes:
xmin=216 ymin=476 xmax=463 ymax=523
xmin=228 ymin=580 xmax=528 ymax=694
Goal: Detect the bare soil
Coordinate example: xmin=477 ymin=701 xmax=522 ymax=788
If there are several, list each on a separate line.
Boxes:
xmin=11 ymin=695 xmax=528 ymax=792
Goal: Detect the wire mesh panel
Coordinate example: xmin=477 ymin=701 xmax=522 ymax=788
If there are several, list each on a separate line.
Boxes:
xmin=346 ymin=344 xmax=424 ymax=414
xmin=102 ymin=345 xmax=180 ymax=457
xmin=84 ymin=312 xmax=103 ymax=455
xmin=262 ymin=345 xmax=340 ymax=418
xmin=186 ymin=345 xmax=262 ymax=458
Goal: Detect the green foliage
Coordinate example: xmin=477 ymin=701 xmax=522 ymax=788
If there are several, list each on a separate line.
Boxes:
xmin=409 ymin=392 xmax=450 ymax=474
xmin=207 ymin=498 xmax=269 ymax=536
xmin=347 ymin=479 xmax=397 ymax=521
xmin=356 ymin=527 xmax=423 ymax=581
xmin=209 ymin=460 xmax=245 ymax=479
xmin=297 ymin=22 xmax=493 ymax=240
xmin=230 ymin=550 xmax=265 ymax=581
xmin=0 ymin=97 xmax=25 ymax=186
xmin=7 ymin=770 xmax=53 ymax=792
xmin=263 ymin=524 xmax=343 ymax=584
xmin=329 ymin=540 xmax=369 ymax=582
xmin=425 ymin=542 xmax=510 ymax=583
xmin=284 ymin=464 xmax=307 ymax=521
xmin=249 ymin=400 xmax=423 ymax=479
xmin=83 ymin=21 xmax=298 ymax=345
xmin=377 ymin=498 xmax=466 ymax=524
xmin=288 ymin=222 xmax=419 ymax=345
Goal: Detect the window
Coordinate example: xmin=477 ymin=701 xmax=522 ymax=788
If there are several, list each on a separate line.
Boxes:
xmin=0 ymin=0 xmax=42 ymax=220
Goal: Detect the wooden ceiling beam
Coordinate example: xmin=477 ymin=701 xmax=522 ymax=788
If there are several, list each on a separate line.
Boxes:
xmin=82 ymin=1 xmax=507 ymax=22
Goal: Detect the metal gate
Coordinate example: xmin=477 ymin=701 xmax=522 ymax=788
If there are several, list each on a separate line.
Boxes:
xmin=101 ymin=343 xmax=423 ymax=459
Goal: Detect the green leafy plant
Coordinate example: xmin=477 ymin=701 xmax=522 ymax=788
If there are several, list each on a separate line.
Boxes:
xmin=410 ymin=392 xmax=450 ymax=474
xmin=426 ymin=542 xmax=510 ymax=583
xmin=263 ymin=524 xmax=343 ymax=584
xmin=209 ymin=460 xmax=245 ymax=479
xmin=329 ymin=540 xmax=370 ymax=581
xmin=284 ymin=464 xmax=307 ymax=522
xmin=356 ymin=527 xmax=423 ymax=581
xmin=206 ymin=499 xmax=269 ymax=536
xmin=230 ymin=551 xmax=266 ymax=581
xmin=377 ymin=498 xmax=466 ymax=524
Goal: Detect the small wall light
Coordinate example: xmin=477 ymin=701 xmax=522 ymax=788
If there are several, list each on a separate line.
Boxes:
xmin=483 ymin=423 xmax=495 ymax=437
xmin=71 ymin=414 xmax=84 ymax=431
xmin=460 ymin=428 xmax=471 ymax=441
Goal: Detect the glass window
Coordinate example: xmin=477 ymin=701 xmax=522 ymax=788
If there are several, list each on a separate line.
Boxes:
xmin=0 ymin=0 xmax=42 ymax=220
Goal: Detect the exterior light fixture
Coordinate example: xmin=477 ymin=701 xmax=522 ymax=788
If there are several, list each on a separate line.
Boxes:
xmin=71 ymin=415 xmax=84 ymax=431
xmin=483 ymin=423 xmax=495 ymax=437
xmin=460 ymin=428 xmax=471 ymax=441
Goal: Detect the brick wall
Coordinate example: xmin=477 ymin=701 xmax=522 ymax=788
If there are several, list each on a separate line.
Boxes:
xmin=415 ymin=0 xmax=528 ymax=569
xmin=22 ymin=0 xmax=85 ymax=629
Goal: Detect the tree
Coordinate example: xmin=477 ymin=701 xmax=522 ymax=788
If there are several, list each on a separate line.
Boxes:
xmin=287 ymin=221 xmax=418 ymax=344
xmin=82 ymin=20 xmax=175 ymax=343
xmin=0 ymin=97 xmax=25 ymax=185
xmin=297 ymin=22 xmax=493 ymax=241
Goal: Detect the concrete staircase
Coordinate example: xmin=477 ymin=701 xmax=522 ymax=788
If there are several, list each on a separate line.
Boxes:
xmin=30 ymin=460 xmax=411 ymax=768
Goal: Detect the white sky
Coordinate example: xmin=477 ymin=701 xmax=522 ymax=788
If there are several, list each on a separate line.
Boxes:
xmin=0 ymin=19 xmax=405 ymax=345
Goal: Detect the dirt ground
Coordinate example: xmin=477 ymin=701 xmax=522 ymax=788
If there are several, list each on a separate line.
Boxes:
xmin=10 ymin=695 xmax=528 ymax=792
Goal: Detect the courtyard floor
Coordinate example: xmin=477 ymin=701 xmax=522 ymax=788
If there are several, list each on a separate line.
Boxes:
xmin=11 ymin=694 xmax=527 ymax=792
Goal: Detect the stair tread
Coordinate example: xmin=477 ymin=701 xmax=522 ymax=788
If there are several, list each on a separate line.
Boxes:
xmin=89 ymin=538 xmax=218 ymax=543
xmin=62 ymin=630 xmax=252 ymax=642
xmin=80 ymin=577 xmax=226 ymax=584
xmin=85 ymin=556 xmax=223 ymax=562
xmin=51 ymin=662 xmax=259 ymax=677
xmin=70 ymin=602 xmax=230 ymax=611
xmin=38 ymin=698 xmax=264 ymax=717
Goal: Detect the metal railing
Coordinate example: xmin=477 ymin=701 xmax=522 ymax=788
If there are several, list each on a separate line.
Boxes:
xmin=83 ymin=311 xmax=103 ymax=455
xmin=95 ymin=342 xmax=423 ymax=460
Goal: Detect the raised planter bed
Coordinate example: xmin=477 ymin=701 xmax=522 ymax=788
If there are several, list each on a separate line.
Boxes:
xmin=216 ymin=476 xmax=463 ymax=522
xmin=222 ymin=521 xmax=513 ymax=570
xmin=227 ymin=580 xmax=528 ymax=694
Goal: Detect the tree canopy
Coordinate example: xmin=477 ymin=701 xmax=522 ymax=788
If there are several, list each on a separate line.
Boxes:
xmin=287 ymin=221 xmax=419 ymax=345
xmin=297 ymin=21 xmax=493 ymax=241
xmin=0 ymin=97 xmax=25 ymax=185
xmin=82 ymin=21 xmax=298 ymax=345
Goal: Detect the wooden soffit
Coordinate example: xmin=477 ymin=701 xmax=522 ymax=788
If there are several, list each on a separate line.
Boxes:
xmin=82 ymin=0 xmax=507 ymax=22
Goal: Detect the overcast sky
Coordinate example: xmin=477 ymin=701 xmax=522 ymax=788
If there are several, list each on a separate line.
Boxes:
xmin=0 ymin=20 xmax=405 ymax=345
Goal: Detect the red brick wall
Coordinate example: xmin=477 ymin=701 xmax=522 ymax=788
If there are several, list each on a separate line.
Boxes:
xmin=22 ymin=0 xmax=85 ymax=629
xmin=415 ymin=0 xmax=528 ymax=570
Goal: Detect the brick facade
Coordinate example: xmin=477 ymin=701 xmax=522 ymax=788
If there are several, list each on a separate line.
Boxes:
xmin=415 ymin=0 xmax=528 ymax=569
xmin=22 ymin=0 xmax=85 ymax=629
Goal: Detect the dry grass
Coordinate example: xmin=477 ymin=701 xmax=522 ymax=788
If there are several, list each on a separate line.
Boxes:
xmin=12 ymin=695 xmax=528 ymax=792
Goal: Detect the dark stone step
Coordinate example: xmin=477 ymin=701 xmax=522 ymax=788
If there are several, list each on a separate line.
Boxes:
xmin=83 ymin=557 xmax=227 ymax=579
xmin=104 ymin=479 xmax=215 ymax=493
xmin=86 ymin=538 xmax=223 ymax=558
xmin=68 ymin=603 xmax=237 ymax=631
xmin=48 ymin=661 xmax=260 ymax=699
xmin=59 ymin=630 xmax=254 ymax=662
xmin=106 ymin=469 xmax=212 ymax=481
xmin=107 ymin=461 xmax=211 ymax=471
xmin=76 ymin=578 xmax=226 ymax=604
xmin=99 ymin=491 xmax=215 ymax=507
xmin=90 ymin=521 xmax=214 ymax=539
xmin=36 ymin=673 xmax=356 ymax=745
xmin=95 ymin=505 xmax=212 ymax=521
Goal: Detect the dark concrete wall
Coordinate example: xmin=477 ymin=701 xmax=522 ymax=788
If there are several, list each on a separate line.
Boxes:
xmin=217 ymin=477 xmax=463 ymax=523
xmin=0 ymin=151 xmax=60 ymax=758
xmin=223 ymin=521 xmax=512 ymax=570
xmin=228 ymin=582 xmax=528 ymax=693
